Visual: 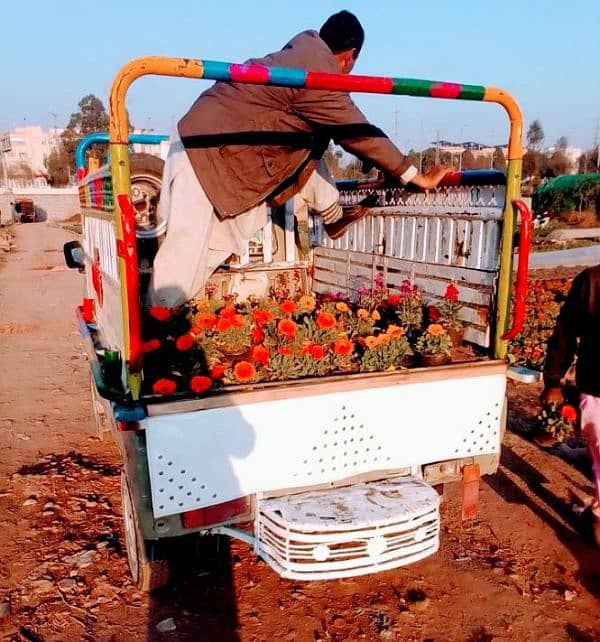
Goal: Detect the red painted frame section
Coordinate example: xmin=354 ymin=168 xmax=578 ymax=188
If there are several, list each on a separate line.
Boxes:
xmin=116 ymin=194 xmax=143 ymax=372
xmin=501 ymin=199 xmax=532 ymax=341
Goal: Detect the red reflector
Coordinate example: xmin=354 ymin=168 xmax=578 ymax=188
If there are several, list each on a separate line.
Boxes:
xmin=182 ymin=496 xmax=251 ymax=528
xmin=116 ymin=420 xmax=140 ymax=432
xmin=82 ymin=298 xmax=95 ymax=323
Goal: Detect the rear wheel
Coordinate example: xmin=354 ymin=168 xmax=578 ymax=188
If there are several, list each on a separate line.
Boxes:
xmin=130 ymin=154 xmax=165 ymax=240
xmin=121 ymin=472 xmax=170 ymax=592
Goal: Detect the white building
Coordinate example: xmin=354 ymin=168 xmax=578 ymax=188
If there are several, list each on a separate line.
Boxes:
xmin=2 ymin=126 xmax=63 ymax=178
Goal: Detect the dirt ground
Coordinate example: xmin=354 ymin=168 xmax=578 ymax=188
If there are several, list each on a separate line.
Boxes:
xmin=0 ymin=224 xmax=598 ymax=642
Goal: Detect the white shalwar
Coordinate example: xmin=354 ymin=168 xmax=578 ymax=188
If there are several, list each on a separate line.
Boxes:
xmin=148 ymin=133 xmax=341 ymax=308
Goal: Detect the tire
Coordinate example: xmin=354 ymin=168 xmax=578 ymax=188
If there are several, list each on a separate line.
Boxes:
xmin=121 ymin=472 xmax=170 ymax=592
xmin=130 ymin=153 xmax=165 ymax=240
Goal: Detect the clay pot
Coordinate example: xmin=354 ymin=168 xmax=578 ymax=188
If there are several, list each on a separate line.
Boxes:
xmin=446 ymin=326 xmax=465 ymax=347
xmin=416 ymin=352 xmax=451 ymax=367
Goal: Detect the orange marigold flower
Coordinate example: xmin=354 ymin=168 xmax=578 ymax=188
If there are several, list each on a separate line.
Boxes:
xmin=277 ymin=318 xmax=297 ymax=339
xmin=298 ymin=295 xmax=316 ymax=312
xmin=333 ymin=338 xmax=353 ymax=356
xmin=252 ymin=326 xmax=265 ymax=343
xmin=251 ymin=344 xmax=270 ymax=366
xmin=278 ymin=346 xmax=294 ymax=356
xmin=427 ymin=323 xmax=446 ymax=337
xmin=143 ymin=339 xmax=161 ymax=353
xmin=196 ymin=312 xmax=217 ymax=329
xmin=364 ymin=335 xmax=379 ymax=349
xmin=211 ymin=364 xmax=226 ymax=380
xmin=386 ymin=325 xmax=405 ymax=338
xmin=148 ymin=306 xmax=171 ymax=322
xmin=357 ymin=308 xmax=369 ymax=319
xmin=280 ymin=299 xmax=297 ymax=314
xmin=378 ymin=333 xmax=391 ymax=346
xmin=309 ymin=344 xmax=326 ymax=359
xmin=252 ymin=308 xmax=275 ymax=326
xmin=175 ymin=334 xmax=194 ymax=351
xmin=190 ymin=375 xmax=212 ymax=393
xmin=335 ymin=302 xmax=350 ymax=313
xmin=152 ymin=378 xmax=176 ymax=395
xmin=219 ymin=305 xmax=237 ymax=319
xmin=560 ymin=404 xmax=578 ymax=422
xmin=371 ymin=310 xmax=381 ymax=321
xmin=233 ymin=361 xmax=256 ymax=383
xmin=216 ymin=316 xmax=233 ymax=333
xmin=316 ymin=312 xmax=336 ymax=329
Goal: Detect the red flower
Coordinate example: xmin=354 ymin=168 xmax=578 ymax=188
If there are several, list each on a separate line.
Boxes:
xmin=387 ymin=294 xmax=402 ymax=305
xmin=445 ymin=283 xmax=459 ymax=301
xmin=217 ymin=316 xmax=233 ymax=333
xmin=309 ymin=344 xmax=326 ymax=359
xmin=149 ymin=306 xmax=171 ymax=322
xmin=232 ymin=314 xmax=247 ymax=328
xmin=211 ymin=364 xmax=226 ymax=379
xmin=219 ymin=305 xmax=237 ymax=319
xmin=152 ymin=378 xmax=176 ymax=395
xmin=277 ymin=319 xmax=298 ymax=339
xmin=316 ymin=312 xmax=336 ymax=330
xmin=143 ymin=339 xmax=161 ymax=353
xmin=189 ymin=376 xmax=212 ymax=393
xmin=278 ymin=347 xmax=294 ymax=356
xmin=175 ymin=334 xmax=194 ymax=351
xmin=251 ymin=344 xmax=271 ymax=366
xmin=196 ymin=312 xmax=217 ymax=329
xmin=280 ymin=299 xmax=297 ymax=315
xmin=252 ymin=309 xmax=275 ymax=326
xmin=427 ymin=305 xmax=441 ymax=322
xmin=252 ymin=326 xmax=265 ymax=343
xmin=333 ymin=338 xmax=353 ymax=356
xmin=560 ymin=404 xmax=577 ymax=422
xmin=233 ymin=361 xmax=256 ymax=383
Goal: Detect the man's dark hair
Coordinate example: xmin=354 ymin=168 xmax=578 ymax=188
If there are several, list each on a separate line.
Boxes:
xmin=319 ymin=10 xmax=364 ymax=58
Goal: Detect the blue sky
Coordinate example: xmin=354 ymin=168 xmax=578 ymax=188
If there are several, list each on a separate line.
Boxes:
xmin=2 ymin=0 xmax=599 ymax=151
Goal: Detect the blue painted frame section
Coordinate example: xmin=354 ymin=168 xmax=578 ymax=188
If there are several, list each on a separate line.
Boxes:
xmin=75 ymin=132 xmax=169 ymax=170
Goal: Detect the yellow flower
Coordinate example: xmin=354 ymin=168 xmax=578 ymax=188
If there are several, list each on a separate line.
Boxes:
xmin=298 ymin=295 xmax=316 ymax=312
xmin=335 ymin=302 xmax=350 ymax=313
xmin=364 ymin=335 xmax=379 ymax=349
xmin=371 ymin=310 xmax=381 ymax=321
xmin=357 ymin=308 xmax=369 ymax=319
xmin=427 ymin=323 xmax=446 ymax=336
xmin=196 ymin=298 xmax=211 ymax=310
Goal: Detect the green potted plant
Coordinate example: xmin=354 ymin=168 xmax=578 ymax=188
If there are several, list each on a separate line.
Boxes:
xmin=439 ymin=283 xmax=465 ymax=346
xmin=415 ymin=323 xmax=452 ymax=367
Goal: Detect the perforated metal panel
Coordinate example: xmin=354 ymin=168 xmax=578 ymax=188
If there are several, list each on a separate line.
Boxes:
xmin=144 ymin=372 xmax=505 ymax=518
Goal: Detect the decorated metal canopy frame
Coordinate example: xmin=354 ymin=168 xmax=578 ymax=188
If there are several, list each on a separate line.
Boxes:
xmin=107 ymin=57 xmax=525 ymax=398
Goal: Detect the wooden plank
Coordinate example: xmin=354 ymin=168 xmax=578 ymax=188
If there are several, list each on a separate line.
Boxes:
xmin=146 ymin=360 xmax=507 ymax=417
xmin=315 ymin=247 xmax=497 ymax=286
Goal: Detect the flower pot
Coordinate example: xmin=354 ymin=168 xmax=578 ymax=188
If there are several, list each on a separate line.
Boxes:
xmin=446 ymin=326 xmax=465 ymax=347
xmin=416 ymin=352 xmax=451 ymax=367
xmin=215 ymin=343 xmax=249 ymax=358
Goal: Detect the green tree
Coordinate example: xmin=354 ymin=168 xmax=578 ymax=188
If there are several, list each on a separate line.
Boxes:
xmin=492 ymin=147 xmax=507 ymax=171
xmin=461 ymin=149 xmax=477 ymax=170
xmin=45 ymin=94 xmax=121 ymax=184
xmin=526 ymin=119 xmax=545 ymax=151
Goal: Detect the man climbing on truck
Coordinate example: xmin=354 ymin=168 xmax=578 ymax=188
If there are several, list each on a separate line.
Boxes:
xmin=148 ymin=10 xmax=448 ymax=308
